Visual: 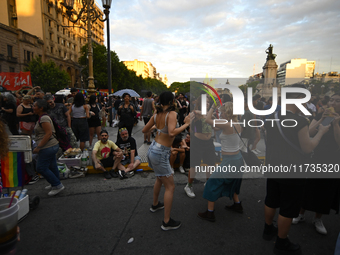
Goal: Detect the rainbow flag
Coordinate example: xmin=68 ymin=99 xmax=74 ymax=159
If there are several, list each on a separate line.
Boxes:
xmin=1 ymin=152 xmax=25 ymax=187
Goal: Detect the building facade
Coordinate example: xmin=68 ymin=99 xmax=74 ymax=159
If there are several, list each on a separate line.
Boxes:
xmin=123 ymin=59 xmax=168 ymax=86
xmin=277 ymin=58 xmax=315 ymax=86
xmin=0 ymin=0 xmax=104 ymax=88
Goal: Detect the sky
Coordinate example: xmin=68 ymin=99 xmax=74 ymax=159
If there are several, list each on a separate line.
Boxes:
xmin=98 ymin=0 xmax=340 ymax=86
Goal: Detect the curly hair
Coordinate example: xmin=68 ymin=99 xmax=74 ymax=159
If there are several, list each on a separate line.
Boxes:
xmin=0 ymin=118 xmax=9 ymax=158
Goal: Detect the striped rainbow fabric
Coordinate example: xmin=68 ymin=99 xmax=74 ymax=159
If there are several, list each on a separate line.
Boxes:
xmin=1 ymin=152 xmax=25 ymax=187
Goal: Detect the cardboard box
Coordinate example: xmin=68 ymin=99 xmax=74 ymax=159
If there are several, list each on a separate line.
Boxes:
xmin=58 ymin=154 xmax=81 ymax=168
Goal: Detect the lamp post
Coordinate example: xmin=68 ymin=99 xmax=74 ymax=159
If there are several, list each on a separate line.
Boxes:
xmin=102 ymin=0 xmax=112 ymax=95
xmin=63 ymin=0 xmax=112 ymax=95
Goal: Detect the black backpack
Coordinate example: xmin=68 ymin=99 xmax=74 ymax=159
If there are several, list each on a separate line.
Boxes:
xmin=38 ymin=114 xmax=72 ymax=151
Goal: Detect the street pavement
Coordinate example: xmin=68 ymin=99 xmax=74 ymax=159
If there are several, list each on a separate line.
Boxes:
xmin=15 ymin=121 xmax=340 ymax=255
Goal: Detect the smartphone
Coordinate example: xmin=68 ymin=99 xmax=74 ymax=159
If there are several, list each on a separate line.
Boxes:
xmin=321 ymin=117 xmax=334 ymax=126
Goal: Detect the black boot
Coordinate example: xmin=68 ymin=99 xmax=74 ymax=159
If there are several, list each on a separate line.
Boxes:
xmin=197 ymin=210 xmax=215 ymax=222
xmin=274 ymin=237 xmax=301 ymax=255
xmin=225 ymin=202 xmax=243 ymax=213
xmin=262 ymin=223 xmax=278 ymax=241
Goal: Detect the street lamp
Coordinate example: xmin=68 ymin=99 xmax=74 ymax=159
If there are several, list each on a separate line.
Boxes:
xmin=102 ymin=0 xmax=113 ymax=95
xmin=62 ymin=0 xmax=112 ymax=95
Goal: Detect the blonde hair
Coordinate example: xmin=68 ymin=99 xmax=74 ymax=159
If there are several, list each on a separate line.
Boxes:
xmin=220 ymin=102 xmax=238 ymax=122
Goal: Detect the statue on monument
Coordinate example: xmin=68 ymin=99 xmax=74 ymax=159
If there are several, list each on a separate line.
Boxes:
xmin=265 ymin=44 xmax=277 ymax=60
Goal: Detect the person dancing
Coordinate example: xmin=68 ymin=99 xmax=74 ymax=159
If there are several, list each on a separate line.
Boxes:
xmin=143 ymin=91 xmax=190 ymax=230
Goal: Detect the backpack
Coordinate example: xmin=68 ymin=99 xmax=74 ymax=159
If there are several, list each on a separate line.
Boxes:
xmin=39 ymin=114 xmax=72 ymax=151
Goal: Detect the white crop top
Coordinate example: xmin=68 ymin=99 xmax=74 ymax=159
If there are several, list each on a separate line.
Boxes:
xmin=219 ymin=132 xmax=242 ymax=152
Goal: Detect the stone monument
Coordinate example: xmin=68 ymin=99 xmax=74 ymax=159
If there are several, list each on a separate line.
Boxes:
xmin=257 ymin=44 xmax=279 ymax=98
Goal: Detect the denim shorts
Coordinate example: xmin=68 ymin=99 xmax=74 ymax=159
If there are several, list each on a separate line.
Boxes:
xmin=121 ymin=155 xmax=142 ymax=165
xmin=147 ymin=141 xmax=173 ymax=177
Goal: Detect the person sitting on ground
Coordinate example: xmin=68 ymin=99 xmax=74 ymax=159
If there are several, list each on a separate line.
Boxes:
xmin=115 ymin=127 xmax=141 ymax=179
xmin=92 ymin=130 xmax=123 ymax=179
xmin=169 ymin=134 xmax=186 ymax=174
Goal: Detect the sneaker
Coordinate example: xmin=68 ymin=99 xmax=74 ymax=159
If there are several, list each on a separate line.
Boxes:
xmin=171 ymin=167 xmax=175 ymax=174
xmin=184 ymin=184 xmax=195 ymax=198
xmin=161 ymin=218 xmax=181 ymax=231
xmin=312 ymin=218 xmax=327 ymax=235
xmin=28 ymin=175 xmax=40 ymax=185
xmin=254 ymin=149 xmax=262 ymax=154
xmin=147 ymin=141 xmax=152 ymax=145
xmin=48 ymin=185 xmax=65 ymax=196
xmin=109 ymin=170 xmax=119 ymax=178
xmin=126 ymin=171 xmax=135 ymax=178
xmin=179 ymin=166 xmax=185 ymax=174
xmin=197 ymin=210 xmax=215 ymax=222
xmin=225 ymin=202 xmax=243 ymax=214
xmin=104 ymin=171 xmax=112 ymax=179
xmin=251 ymin=149 xmax=259 ymax=155
xmin=274 ymin=237 xmax=301 ymax=255
xmin=69 ymin=170 xmax=84 ymax=179
xmin=118 ymin=170 xmax=127 ymax=179
xmin=262 ymin=223 xmax=278 ymax=241
xmin=45 ymin=185 xmax=52 ymax=190
xmin=292 ymin=214 xmax=305 ymax=224
xmin=150 ymin=201 xmax=164 ymax=212
xmin=144 ymin=140 xmax=147 ymax=144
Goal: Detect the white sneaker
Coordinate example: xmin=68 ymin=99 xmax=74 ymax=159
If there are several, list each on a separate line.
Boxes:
xmin=45 ymin=185 xmax=52 ymax=190
xmin=254 ymin=149 xmax=262 ymax=154
xmin=171 ymin=167 xmax=175 ymax=174
xmin=179 ymin=166 xmax=185 ymax=174
xmin=313 ymin=218 xmax=327 ymax=235
xmin=184 ymin=184 xmax=195 ymax=198
xmin=292 ymin=214 xmax=305 ymax=224
xmin=48 ymin=185 xmax=65 ymax=196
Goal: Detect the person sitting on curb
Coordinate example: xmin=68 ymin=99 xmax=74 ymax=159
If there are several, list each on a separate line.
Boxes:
xmin=92 ymin=130 xmax=123 ymax=179
xmin=169 ymin=134 xmax=186 ymax=174
xmin=116 ymin=127 xmax=141 ymax=179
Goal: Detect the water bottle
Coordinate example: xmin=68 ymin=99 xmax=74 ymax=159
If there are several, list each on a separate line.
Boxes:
xmin=18 ymin=189 xmax=28 ymax=200
xmin=85 ymin=149 xmax=89 ymax=166
xmin=81 ymin=151 xmax=87 ymax=167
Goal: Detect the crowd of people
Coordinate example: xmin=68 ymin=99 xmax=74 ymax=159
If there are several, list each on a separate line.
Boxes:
xmin=1 ymin=84 xmax=340 ymax=254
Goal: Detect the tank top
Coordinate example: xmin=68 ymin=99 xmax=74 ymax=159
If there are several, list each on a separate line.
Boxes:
xmin=17 ymin=104 xmax=34 ymax=122
xmin=219 ymin=131 xmax=242 ymax=152
xmin=142 ymin=98 xmax=153 ymax=117
xmin=89 ymin=104 xmax=100 ymax=119
xmin=72 ymin=105 xmax=86 ymax=118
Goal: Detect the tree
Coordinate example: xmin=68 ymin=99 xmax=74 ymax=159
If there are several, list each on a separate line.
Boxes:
xmin=24 ymin=57 xmax=70 ymax=93
xmin=79 ymin=43 xmax=169 ymax=95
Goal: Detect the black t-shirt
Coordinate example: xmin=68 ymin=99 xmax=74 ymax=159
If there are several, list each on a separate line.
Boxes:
xmin=114 ymin=99 xmax=121 ymax=109
xmin=265 ymin=111 xmax=309 ymax=184
xmin=116 ymin=137 xmax=138 ymax=159
xmin=2 ymin=102 xmax=17 ymax=124
xmin=312 ymin=113 xmax=340 ymax=164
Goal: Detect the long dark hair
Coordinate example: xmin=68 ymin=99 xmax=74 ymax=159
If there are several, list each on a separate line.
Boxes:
xmin=89 ymin=95 xmax=97 ymax=105
xmin=155 ymin=91 xmax=176 ymax=113
xmin=74 ymin=93 xmax=85 ymax=107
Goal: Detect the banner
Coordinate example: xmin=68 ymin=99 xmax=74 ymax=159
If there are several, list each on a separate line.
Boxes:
xmin=0 ymin=72 xmax=32 ymax=91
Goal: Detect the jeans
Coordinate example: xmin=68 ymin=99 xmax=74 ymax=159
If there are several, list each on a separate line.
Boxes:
xmin=36 ymin=144 xmax=61 ymax=187
xmin=147 ymin=141 xmax=172 ymax=177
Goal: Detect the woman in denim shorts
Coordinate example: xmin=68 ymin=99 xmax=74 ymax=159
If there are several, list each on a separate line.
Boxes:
xmin=143 ymin=91 xmax=191 ymax=231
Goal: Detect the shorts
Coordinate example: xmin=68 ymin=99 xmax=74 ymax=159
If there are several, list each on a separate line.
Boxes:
xmin=92 ymin=156 xmax=115 ymax=169
xmin=264 ymin=179 xmax=304 ymax=218
xmin=190 ymin=136 xmax=216 ymax=166
xmin=121 ymin=155 xmax=142 ymax=166
xmin=143 ymin=116 xmax=151 ymax=125
xmin=88 ymin=117 xmax=101 ymax=128
xmin=19 ymin=122 xmax=35 ymax=131
xmin=71 ymin=118 xmax=90 ymax=142
xmin=147 ymin=141 xmax=173 ymax=177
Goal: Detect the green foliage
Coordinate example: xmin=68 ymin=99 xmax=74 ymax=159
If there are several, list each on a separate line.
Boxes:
xmin=308 ymin=79 xmax=331 ymax=95
xmin=24 ymin=57 xmax=70 ymax=93
xmin=78 ymin=43 xmax=169 ymax=95
xmin=169 ymin=81 xmax=190 ymax=95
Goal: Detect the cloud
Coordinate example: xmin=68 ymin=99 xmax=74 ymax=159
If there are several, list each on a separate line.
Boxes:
xmin=106 ymin=0 xmax=340 ymax=86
